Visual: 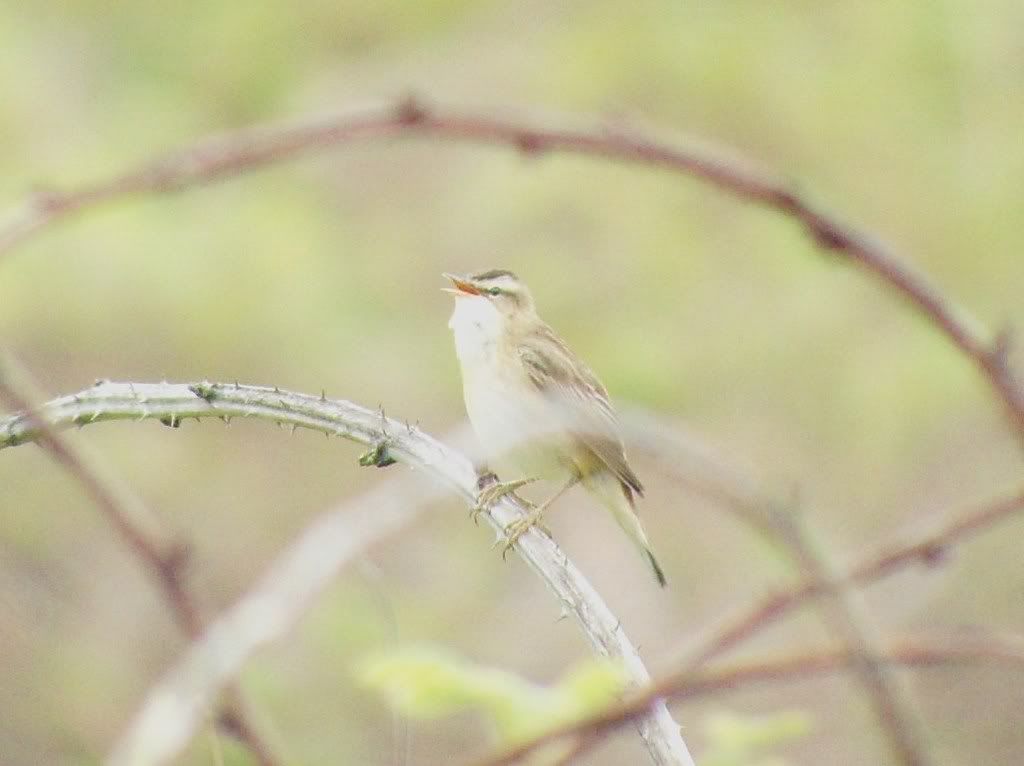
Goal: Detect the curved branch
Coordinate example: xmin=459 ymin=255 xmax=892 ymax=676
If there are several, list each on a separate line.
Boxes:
xmin=769 ymin=519 xmax=930 ymax=765
xmin=1 ymin=98 xmax=1020 ymax=444
xmin=0 ymin=381 xmax=693 ymax=766
xmin=0 ymin=359 xmax=279 ymax=765
xmin=685 ymin=487 xmax=1024 ymax=669
xmin=480 ymin=631 xmax=1024 ymax=765
xmin=624 ymin=410 xmax=931 ymax=764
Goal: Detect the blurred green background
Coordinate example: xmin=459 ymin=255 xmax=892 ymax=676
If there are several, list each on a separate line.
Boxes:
xmin=1 ymin=1 xmax=1023 ymax=763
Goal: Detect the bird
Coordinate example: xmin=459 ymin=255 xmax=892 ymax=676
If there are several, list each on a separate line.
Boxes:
xmin=443 ymin=269 xmax=666 ymax=586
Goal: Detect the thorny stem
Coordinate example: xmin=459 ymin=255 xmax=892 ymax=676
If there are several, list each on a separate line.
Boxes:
xmin=4 ymin=385 xmax=1022 ymax=764
xmin=0 ymin=98 xmax=1021 ymax=446
xmin=0 ymin=380 xmax=694 ymax=766
xmin=0 ymin=361 xmax=279 ymax=766
xmin=2 ymin=97 xmax=1022 ymax=765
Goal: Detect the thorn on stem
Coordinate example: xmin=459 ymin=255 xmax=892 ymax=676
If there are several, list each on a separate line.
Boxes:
xmin=516 ymin=131 xmax=544 ymax=156
xmin=32 ymin=187 xmax=71 ymax=214
xmin=808 ymin=218 xmax=848 ymax=251
xmin=395 ymin=94 xmax=428 ymax=125
xmin=771 ymin=187 xmax=801 ymax=212
xmin=919 ymin=542 xmax=949 ymax=568
xmin=216 ymin=709 xmax=245 ymax=740
xmin=992 ymin=326 xmax=1014 ymax=367
xmin=162 ymin=539 xmax=192 ymax=578
xmin=160 ymin=414 xmax=181 ymax=428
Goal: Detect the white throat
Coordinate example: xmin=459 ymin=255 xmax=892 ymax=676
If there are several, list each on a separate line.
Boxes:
xmin=448 ymin=295 xmax=505 ymax=367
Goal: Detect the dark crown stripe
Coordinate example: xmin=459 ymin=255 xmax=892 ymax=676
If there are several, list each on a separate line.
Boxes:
xmin=471 ymin=268 xmax=518 ymax=282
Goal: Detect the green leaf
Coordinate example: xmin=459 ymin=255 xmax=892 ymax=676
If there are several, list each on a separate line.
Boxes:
xmin=359 ymin=645 xmax=627 ymax=745
xmin=702 ymin=710 xmax=811 ymax=766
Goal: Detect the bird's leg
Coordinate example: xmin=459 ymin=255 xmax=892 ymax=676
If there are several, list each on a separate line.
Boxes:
xmin=471 ymin=475 xmax=539 ymax=524
xmin=499 ymin=474 xmax=580 ymax=554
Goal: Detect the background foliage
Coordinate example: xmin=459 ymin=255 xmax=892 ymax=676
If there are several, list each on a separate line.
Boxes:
xmin=1 ymin=1 xmax=1022 ymax=763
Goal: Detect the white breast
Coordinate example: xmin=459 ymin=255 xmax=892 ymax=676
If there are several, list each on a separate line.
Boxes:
xmin=448 ymin=294 xmax=503 ymax=365
xmin=449 ymin=296 xmax=568 ymax=479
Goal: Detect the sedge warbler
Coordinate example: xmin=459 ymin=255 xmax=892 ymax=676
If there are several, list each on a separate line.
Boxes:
xmin=444 ymin=269 xmax=666 ymax=586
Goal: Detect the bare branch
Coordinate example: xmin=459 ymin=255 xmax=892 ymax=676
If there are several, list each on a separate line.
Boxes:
xmin=4 ymin=98 xmax=1019 ymax=763
xmin=0 ymin=381 xmax=693 ymax=766
xmin=0 ymin=359 xmax=279 ymax=766
xmin=624 ymin=411 xmax=931 ymax=764
xmin=685 ymin=487 xmax=1024 ymax=669
xmin=1 ymin=98 xmax=1020 ymax=444
xmin=767 ymin=516 xmax=931 ymax=765
xmin=479 ymin=631 xmax=1024 ymax=765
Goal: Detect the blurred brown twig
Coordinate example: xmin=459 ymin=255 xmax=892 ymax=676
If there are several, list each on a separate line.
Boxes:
xmin=627 ymin=412 xmax=930 ymax=765
xmin=580 ymin=413 xmax=1024 ymax=763
xmin=0 ymin=358 xmax=280 ymax=766
xmin=478 ymin=630 xmax=1024 ymax=765
xmin=761 ymin=513 xmax=930 ymax=765
xmin=1 ymin=97 xmax=1020 ymax=446
xmin=5 ymin=385 xmax=1018 ymax=764
xmin=3 ymin=97 xmax=1022 ymax=765
xmin=685 ymin=487 xmax=1024 ymax=668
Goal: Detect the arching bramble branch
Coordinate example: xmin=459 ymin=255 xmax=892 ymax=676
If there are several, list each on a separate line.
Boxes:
xmin=0 ymin=381 xmax=694 ymax=766
xmin=1 ymin=98 xmax=1020 ymax=445
xmin=0 ymin=358 xmax=279 ymax=766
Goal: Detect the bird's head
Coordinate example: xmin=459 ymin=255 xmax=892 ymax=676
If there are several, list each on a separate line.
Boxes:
xmin=443 ymin=269 xmax=538 ymax=354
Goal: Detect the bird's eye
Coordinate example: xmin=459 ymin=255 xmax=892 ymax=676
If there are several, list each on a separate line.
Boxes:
xmin=487 ymin=287 xmax=501 ymax=296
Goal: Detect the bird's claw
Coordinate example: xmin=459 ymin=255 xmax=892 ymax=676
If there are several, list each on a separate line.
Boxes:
xmin=476 ymin=477 xmax=536 ymax=506
xmin=469 ymin=504 xmax=487 ymax=525
xmin=470 ymin=476 xmax=547 ymax=558
xmin=494 ymin=509 xmax=550 ymax=559
xmin=471 ymin=477 xmax=538 ymax=524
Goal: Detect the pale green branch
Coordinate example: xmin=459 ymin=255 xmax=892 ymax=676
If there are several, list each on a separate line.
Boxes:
xmin=0 ymin=380 xmax=693 ymax=766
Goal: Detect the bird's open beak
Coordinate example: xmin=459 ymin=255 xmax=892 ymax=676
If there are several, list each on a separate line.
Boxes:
xmin=442 ymin=273 xmax=481 ymax=296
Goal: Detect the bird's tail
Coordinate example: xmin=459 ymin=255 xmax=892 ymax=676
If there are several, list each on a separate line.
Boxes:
xmin=583 ymin=471 xmax=667 ymax=587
